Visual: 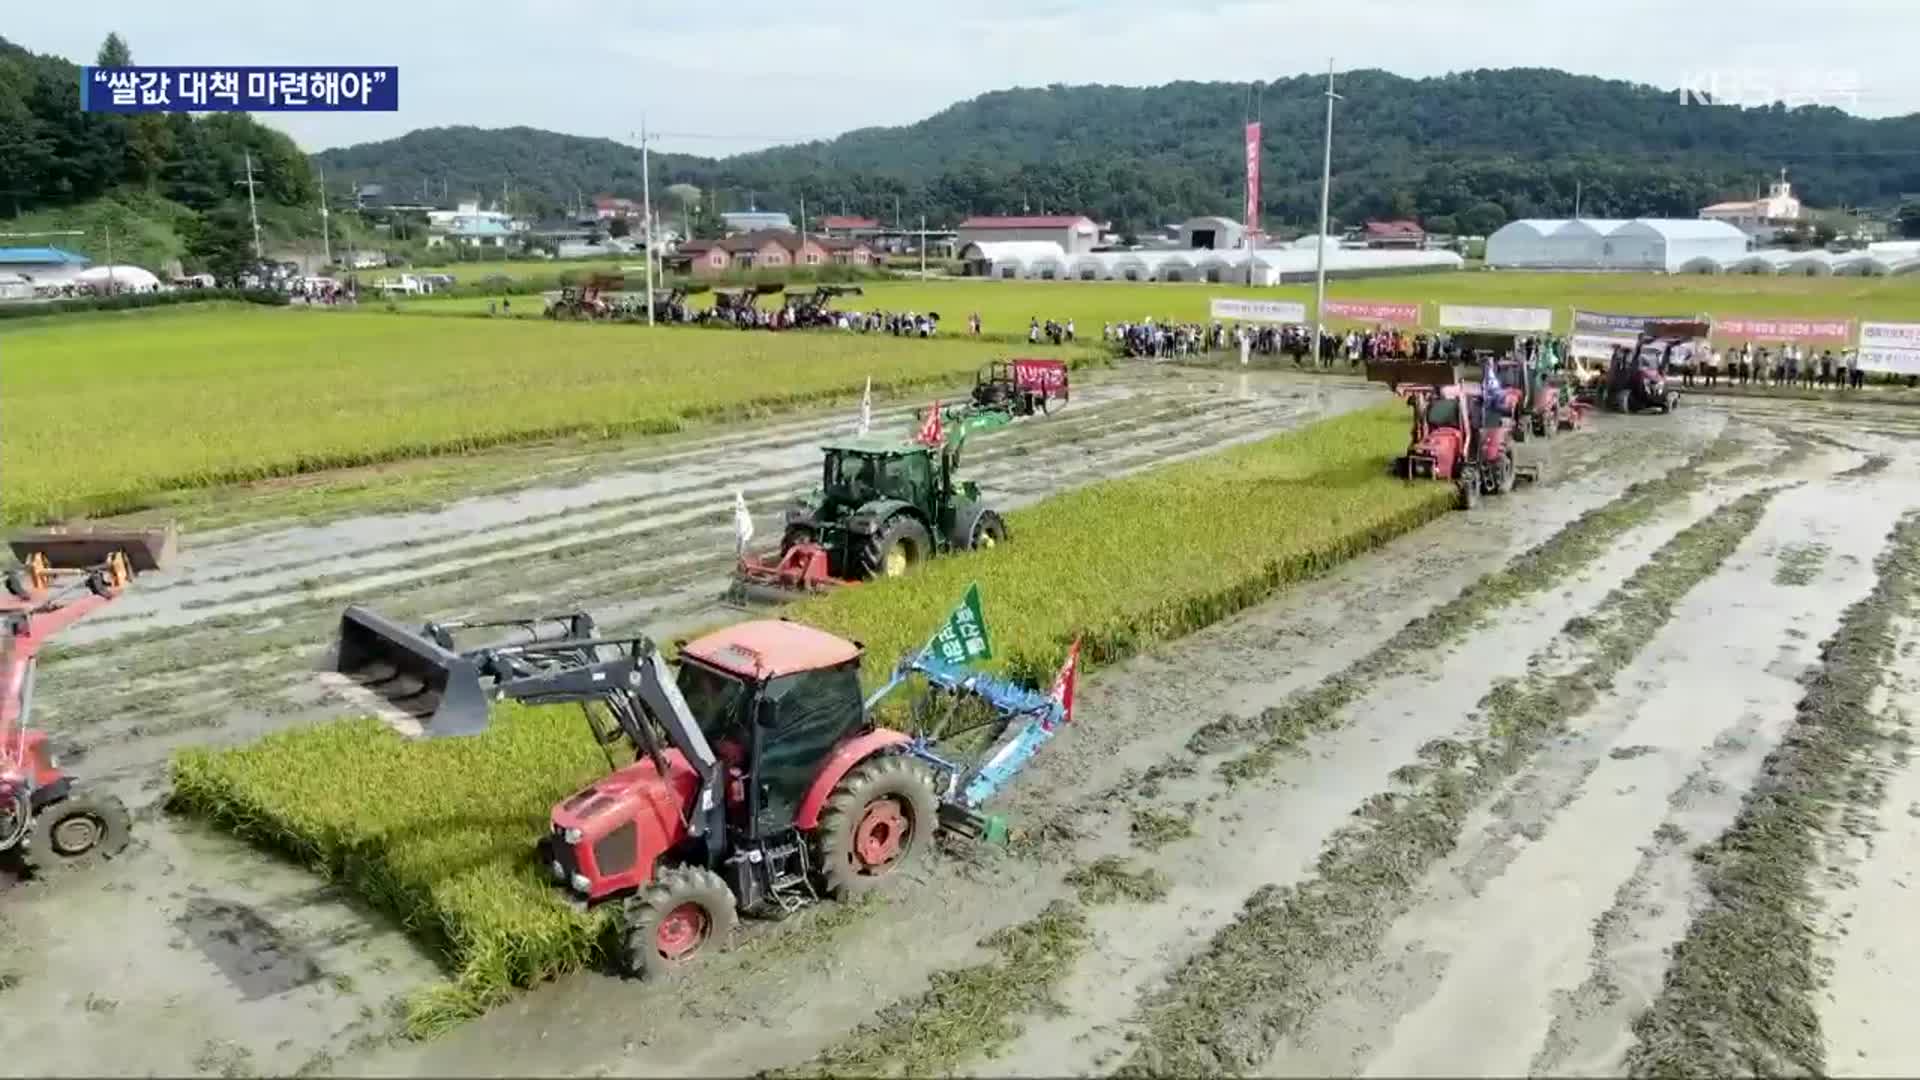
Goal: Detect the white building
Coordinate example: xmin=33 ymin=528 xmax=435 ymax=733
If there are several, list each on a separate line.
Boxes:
xmin=1486 ymin=218 xmax=1749 ymax=272
xmin=1178 ymin=216 xmax=1246 ymax=251
xmin=957 ymin=241 xmax=1463 ymax=284
xmin=955 ymin=215 xmax=1100 ymax=256
xmin=720 ymin=211 xmax=794 ymax=234
xmin=1700 ymin=171 xmax=1804 ymax=241
xmin=0 ymin=246 xmax=91 ymax=287
xmin=1481 ymin=220 xmax=1574 ymax=269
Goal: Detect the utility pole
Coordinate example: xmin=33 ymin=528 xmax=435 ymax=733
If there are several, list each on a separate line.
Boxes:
xmin=919 ymin=214 xmax=927 ymax=278
xmin=638 ymin=120 xmax=656 ymax=327
xmin=1309 ymin=60 xmax=1342 ymax=366
xmin=318 ymin=163 xmax=333 ymax=267
xmin=1574 ymin=179 xmax=1583 ymax=219
xmin=236 ymin=150 xmax=264 ymax=262
xmin=105 ymin=223 xmax=114 ymax=293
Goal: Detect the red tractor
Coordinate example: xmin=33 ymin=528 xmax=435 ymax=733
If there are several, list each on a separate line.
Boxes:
xmin=1492 ymin=355 xmax=1590 ymax=440
xmin=3 ymin=526 xmax=175 ymax=874
xmin=333 ymin=594 xmax=1077 ymax=977
xmin=1367 ymin=360 xmax=1538 ymax=510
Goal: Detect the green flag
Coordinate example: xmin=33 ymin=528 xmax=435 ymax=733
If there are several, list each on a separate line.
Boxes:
xmin=923 ymin=583 xmax=993 ymax=667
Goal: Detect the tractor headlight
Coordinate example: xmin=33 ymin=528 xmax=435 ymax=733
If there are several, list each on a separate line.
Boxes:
xmin=569 ymin=873 xmax=591 ymax=895
xmin=562 ymin=827 xmax=583 ymax=845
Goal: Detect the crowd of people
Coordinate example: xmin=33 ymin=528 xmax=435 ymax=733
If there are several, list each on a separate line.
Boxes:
xmin=1649 ymin=341 xmax=1871 ymax=391
xmin=1102 ymin=318 xmax=1490 ymax=365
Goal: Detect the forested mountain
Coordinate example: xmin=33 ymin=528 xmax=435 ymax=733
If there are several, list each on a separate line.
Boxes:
xmin=0 ymin=33 xmax=314 ymax=275
xmin=317 ymin=69 xmax=1920 ymax=235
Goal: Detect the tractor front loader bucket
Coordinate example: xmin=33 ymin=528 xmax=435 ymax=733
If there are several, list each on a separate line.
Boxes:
xmin=9 ymin=525 xmax=177 ymax=573
xmin=334 ymin=605 xmax=492 ymax=737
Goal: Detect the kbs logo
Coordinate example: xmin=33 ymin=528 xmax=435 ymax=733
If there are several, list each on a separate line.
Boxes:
xmin=1677 ymin=68 xmax=1861 ymax=111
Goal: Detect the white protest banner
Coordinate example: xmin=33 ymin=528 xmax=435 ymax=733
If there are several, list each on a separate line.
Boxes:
xmin=1861 ymin=322 xmax=1920 ymax=351
xmin=1437 ymin=305 xmax=1553 ymax=334
xmin=1857 ymin=347 xmax=1920 ymax=376
xmin=1210 ymin=297 xmax=1307 ymax=324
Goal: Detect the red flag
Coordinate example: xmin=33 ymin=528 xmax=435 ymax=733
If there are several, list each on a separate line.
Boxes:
xmin=1046 ymin=637 xmax=1081 ymax=730
xmin=1244 ymin=122 xmax=1262 ymax=234
xmin=916 ymin=400 xmax=944 ymax=445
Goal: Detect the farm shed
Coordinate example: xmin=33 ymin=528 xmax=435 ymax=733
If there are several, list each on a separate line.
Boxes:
xmin=1600 ymin=220 xmax=1750 ymax=272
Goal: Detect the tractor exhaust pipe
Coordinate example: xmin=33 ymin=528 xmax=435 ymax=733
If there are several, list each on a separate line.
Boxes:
xmin=333 ymin=605 xmax=493 ymax=738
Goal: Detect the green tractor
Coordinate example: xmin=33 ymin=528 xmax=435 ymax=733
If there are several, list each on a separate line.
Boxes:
xmin=732 ymin=429 xmax=1007 ymax=601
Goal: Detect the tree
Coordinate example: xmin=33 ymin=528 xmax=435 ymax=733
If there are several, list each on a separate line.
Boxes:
xmin=607 ymin=216 xmax=630 ymax=238
xmin=186 ymin=205 xmax=257 ymax=284
xmin=96 ymin=32 xmax=131 ymax=67
xmin=689 ymin=188 xmax=724 ymax=239
xmin=1458 ymin=201 xmax=1508 ymax=237
xmin=665 ymin=182 xmax=701 ymax=237
xmin=1898 ymin=203 xmax=1920 ymax=239
xmin=1811 ymin=221 xmax=1838 ymax=248
xmin=1423 ymin=213 xmax=1459 ymax=236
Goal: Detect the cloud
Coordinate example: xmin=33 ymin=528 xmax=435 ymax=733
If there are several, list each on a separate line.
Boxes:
xmin=9 ymin=0 xmax=1915 ymax=154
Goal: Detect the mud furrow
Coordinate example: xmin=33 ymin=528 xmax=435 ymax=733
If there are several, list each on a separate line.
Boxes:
xmin=1623 ymin=508 xmax=1920 ymax=1078
xmin=1112 ymin=484 xmax=1781 ymax=1077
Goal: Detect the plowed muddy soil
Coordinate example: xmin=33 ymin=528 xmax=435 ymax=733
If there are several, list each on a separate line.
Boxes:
xmin=5 ymin=367 xmax=1917 ymax=1079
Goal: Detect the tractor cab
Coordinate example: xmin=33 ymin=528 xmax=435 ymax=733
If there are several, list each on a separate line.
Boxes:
xmin=1606 ymin=320 xmax=1702 ymax=414
xmin=674 ymin=621 xmax=870 ymax=837
xmin=819 ymin=440 xmax=942 ymax=517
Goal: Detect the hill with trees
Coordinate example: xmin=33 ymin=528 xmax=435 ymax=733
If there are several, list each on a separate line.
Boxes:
xmin=0 ymin=32 xmax=319 ymax=276
xmin=315 ymin=68 xmax=1920 ymax=236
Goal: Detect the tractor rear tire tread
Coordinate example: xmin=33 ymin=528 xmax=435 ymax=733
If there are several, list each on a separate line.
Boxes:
xmin=621 ymin=866 xmax=737 ymax=979
xmin=19 ymin=792 xmax=131 ymax=874
xmin=861 ymin=516 xmax=934 ymax=580
xmin=965 ymin=509 xmax=1009 ymax=552
xmin=816 ymin=755 xmax=939 ymax=901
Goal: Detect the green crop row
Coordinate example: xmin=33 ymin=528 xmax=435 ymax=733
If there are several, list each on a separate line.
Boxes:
xmin=0 ymin=307 xmax=1082 ymax=525
xmin=171 ymin=404 xmax=1452 ymax=1035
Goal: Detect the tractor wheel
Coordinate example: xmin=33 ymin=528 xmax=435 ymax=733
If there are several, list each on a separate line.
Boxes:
xmin=967 ymin=510 xmax=1009 ymax=552
xmin=779 ymin=524 xmax=816 ymax=555
xmin=20 ymin=792 xmax=130 ymax=874
xmin=621 ymin=866 xmax=737 ymax=979
xmin=1612 ymin=389 xmax=1632 ymax=414
xmin=1496 ymin=449 xmax=1518 ymax=495
xmin=1456 ymin=466 xmax=1481 ymax=511
xmin=815 ymin=755 xmax=939 ymax=901
xmin=862 ymin=516 xmax=933 ymax=580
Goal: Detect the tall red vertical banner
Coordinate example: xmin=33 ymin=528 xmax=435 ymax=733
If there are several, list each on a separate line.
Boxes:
xmin=1244 ymin=121 xmax=1262 ymax=234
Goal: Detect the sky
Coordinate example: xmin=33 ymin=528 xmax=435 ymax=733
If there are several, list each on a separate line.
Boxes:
xmin=9 ymin=0 xmax=1916 ymax=156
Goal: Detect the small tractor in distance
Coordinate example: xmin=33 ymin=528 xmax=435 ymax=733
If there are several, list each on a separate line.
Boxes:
xmin=938 ymin=359 xmax=1072 ymax=436
xmin=1368 ymin=360 xmax=1537 ymax=510
xmin=3 ymin=526 xmax=175 ymax=875
xmin=784 ymin=285 xmax=865 ymax=327
xmin=1492 ymin=355 xmax=1589 ymax=440
xmin=331 ymin=597 xmax=1079 ymax=977
xmin=732 ymin=420 xmax=1008 ymax=601
xmin=1602 ymin=320 xmax=1702 ymax=415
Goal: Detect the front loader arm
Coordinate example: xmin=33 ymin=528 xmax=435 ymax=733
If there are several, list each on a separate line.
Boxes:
xmin=482 ymin=636 xmax=727 ymax=862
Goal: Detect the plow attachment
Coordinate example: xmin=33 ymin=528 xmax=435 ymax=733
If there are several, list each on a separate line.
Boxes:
xmin=333 ymin=605 xmax=493 ymax=738
xmin=727 ymin=544 xmax=856 ymax=607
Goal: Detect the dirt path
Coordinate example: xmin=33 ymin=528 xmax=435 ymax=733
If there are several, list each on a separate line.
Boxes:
xmin=8 ymin=378 xmax=1918 ymax=1079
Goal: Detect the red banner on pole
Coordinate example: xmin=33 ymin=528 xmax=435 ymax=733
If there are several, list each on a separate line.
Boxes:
xmin=1244 ymin=122 xmax=1261 ymax=234
xmin=1714 ymin=317 xmax=1852 ymax=344
xmin=1322 ymin=300 xmax=1422 ymax=325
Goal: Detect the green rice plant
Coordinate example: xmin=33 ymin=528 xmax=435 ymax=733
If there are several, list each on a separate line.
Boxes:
xmin=171 ymin=404 xmax=1450 ymax=1032
xmin=789 ymin=405 xmax=1454 ymax=688
xmin=170 ymin=705 xmax=613 ymax=1036
xmin=0 ymin=308 xmax=1082 ymax=525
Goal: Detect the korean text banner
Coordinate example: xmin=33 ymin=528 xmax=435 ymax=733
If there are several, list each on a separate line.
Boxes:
xmin=1861 ymin=323 xmax=1920 ymax=351
xmin=1437 ymin=305 xmax=1553 ymax=334
xmin=82 ymin=67 xmax=398 ymax=112
xmin=1713 ymin=317 xmax=1852 ymax=344
xmin=1210 ymin=298 xmax=1307 ymax=324
xmin=1322 ymin=300 xmax=1422 ymax=324
xmin=1857 ymin=347 xmax=1920 ymax=376
xmin=1569 ymin=309 xmax=1694 ymax=359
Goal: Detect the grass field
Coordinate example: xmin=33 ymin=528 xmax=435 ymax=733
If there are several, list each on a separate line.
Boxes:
xmin=397 ymin=270 xmax=1920 ymax=334
xmin=0 ymin=306 xmax=1081 ymax=525
xmin=169 ymin=405 xmax=1451 ymax=1035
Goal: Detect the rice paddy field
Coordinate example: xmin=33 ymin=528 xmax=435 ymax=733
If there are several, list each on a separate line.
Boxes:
xmin=168 ymin=405 xmax=1450 ymax=1035
xmin=397 ymin=268 xmax=1920 ymax=332
xmin=0 ymin=305 xmax=1082 ymax=525
xmin=9 ymin=270 xmax=1920 ymax=1079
